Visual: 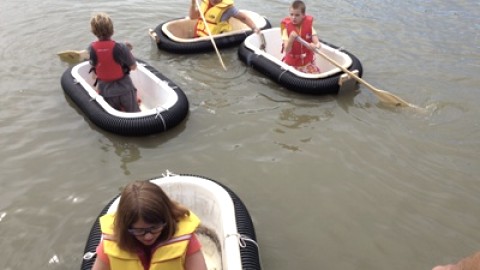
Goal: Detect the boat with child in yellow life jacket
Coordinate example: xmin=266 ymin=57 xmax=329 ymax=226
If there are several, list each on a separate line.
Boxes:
xmin=149 ymin=9 xmax=271 ymax=54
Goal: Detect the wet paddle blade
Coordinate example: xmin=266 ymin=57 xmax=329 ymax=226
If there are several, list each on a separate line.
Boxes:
xmin=296 ymin=36 xmax=421 ymax=109
xmin=372 ymin=88 xmax=417 ymax=108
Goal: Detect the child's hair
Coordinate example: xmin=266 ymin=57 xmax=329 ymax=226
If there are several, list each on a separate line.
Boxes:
xmin=291 ymin=0 xmax=306 ymax=14
xmin=114 ymin=180 xmax=190 ymax=252
xmin=90 ymin=12 xmax=114 ymax=40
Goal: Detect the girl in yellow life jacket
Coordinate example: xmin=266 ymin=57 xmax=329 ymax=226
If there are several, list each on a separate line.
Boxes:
xmin=91 ymin=180 xmax=207 ymax=270
xmin=188 ymin=0 xmax=260 ymax=37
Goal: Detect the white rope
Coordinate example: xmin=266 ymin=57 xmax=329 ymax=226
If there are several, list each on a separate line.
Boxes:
xmin=226 ymin=233 xmax=260 ymax=249
xmin=278 ymin=69 xmax=288 ymax=81
xmin=83 ymin=251 xmax=96 ymax=260
xmin=154 ymin=107 xmax=167 ymax=130
xmin=332 ymin=46 xmax=346 ymax=58
xmin=226 ymin=233 xmax=263 ymax=269
xmin=162 ymin=170 xmax=177 ymax=177
xmin=89 ymin=94 xmax=100 ymax=102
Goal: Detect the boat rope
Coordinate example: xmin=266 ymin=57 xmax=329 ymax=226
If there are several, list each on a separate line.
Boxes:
xmin=226 ymin=233 xmax=264 ymax=269
xmin=162 ymin=170 xmax=178 ymax=177
xmin=83 ymin=251 xmax=96 ymax=260
xmin=226 ymin=233 xmax=259 ymax=249
xmin=277 ymin=69 xmax=288 ymax=81
xmin=89 ymin=94 xmax=100 ymax=102
xmin=154 ymin=107 xmax=167 ymax=130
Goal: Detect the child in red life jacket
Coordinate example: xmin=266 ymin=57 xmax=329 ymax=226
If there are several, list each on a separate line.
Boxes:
xmin=88 ymin=12 xmax=140 ymax=112
xmin=281 ymin=0 xmax=321 ymax=74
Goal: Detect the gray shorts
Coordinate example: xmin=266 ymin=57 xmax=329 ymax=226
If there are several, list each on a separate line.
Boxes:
xmin=98 ymin=76 xmax=140 ymax=112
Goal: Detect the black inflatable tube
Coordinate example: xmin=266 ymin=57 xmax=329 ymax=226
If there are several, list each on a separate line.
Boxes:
xmin=238 ymin=41 xmax=363 ymax=95
xmin=80 ymin=175 xmax=261 ymax=270
xmin=154 ymin=18 xmax=272 ymax=54
xmin=60 ymin=60 xmax=189 ymax=136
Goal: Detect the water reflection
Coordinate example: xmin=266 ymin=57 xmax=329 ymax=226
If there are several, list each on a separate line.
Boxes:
xmin=98 ymin=137 xmax=141 ymax=176
xmin=277 ymin=107 xmax=322 ymax=129
xmin=2 ymin=0 xmax=480 ymax=269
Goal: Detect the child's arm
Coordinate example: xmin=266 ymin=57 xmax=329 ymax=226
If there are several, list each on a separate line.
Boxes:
xmin=233 ymin=11 xmax=259 ymax=33
xmin=282 ymin=28 xmax=297 ymax=53
xmin=311 ymin=28 xmax=320 ymax=48
xmin=189 ymin=0 xmax=200 ymax=19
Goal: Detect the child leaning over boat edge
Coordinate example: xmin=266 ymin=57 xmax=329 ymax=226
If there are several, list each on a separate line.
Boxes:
xmin=281 ymin=0 xmax=321 ymax=74
xmin=189 ymin=0 xmax=260 ymax=37
xmin=90 ymin=180 xmax=208 ymax=270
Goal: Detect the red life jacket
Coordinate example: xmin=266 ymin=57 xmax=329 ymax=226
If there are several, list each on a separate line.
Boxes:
xmin=281 ymin=15 xmax=314 ymax=67
xmin=91 ymin=40 xmax=124 ymax=82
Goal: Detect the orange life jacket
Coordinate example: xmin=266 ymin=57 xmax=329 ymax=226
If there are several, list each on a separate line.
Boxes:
xmin=281 ymin=16 xmax=314 ymax=67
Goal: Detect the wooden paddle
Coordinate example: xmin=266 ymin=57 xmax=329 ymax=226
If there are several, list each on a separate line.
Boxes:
xmin=296 ymin=37 xmax=417 ymax=108
xmin=194 ymin=0 xmax=227 ymax=71
xmin=57 ymin=49 xmax=89 ymax=63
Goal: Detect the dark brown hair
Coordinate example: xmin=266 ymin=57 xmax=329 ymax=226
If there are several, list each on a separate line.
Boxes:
xmin=90 ymin=12 xmax=114 ymax=40
xmin=114 ymin=180 xmax=190 ymax=252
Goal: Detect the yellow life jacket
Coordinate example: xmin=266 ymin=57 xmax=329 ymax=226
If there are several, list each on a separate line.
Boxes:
xmin=99 ymin=212 xmax=200 ymax=270
xmin=195 ymin=0 xmax=234 ymax=37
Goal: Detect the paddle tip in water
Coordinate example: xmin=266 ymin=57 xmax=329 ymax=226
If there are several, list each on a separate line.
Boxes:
xmin=148 ymin=28 xmax=160 ymax=44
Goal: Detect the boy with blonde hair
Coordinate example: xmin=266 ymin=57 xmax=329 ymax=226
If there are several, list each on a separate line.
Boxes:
xmin=88 ymin=12 xmax=140 ymax=112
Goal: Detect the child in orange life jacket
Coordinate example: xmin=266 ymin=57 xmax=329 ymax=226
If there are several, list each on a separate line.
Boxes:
xmin=281 ymin=0 xmax=321 ymax=74
xmin=90 ymin=180 xmax=208 ymax=270
xmin=189 ymin=0 xmax=260 ymax=37
xmin=88 ymin=12 xmax=140 ymax=112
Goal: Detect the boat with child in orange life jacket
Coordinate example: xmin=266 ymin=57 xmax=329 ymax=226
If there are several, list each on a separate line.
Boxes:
xmin=238 ymin=27 xmax=364 ymax=95
xmin=80 ymin=172 xmax=262 ymax=270
xmin=149 ymin=10 xmax=271 ymax=54
xmin=60 ymin=59 xmax=189 ymax=136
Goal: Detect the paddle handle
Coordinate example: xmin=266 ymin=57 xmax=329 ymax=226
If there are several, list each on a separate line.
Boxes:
xmin=195 ymin=0 xmax=227 ymax=71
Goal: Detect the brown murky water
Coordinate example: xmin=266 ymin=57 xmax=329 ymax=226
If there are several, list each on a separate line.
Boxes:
xmin=1 ymin=0 xmax=479 ymax=269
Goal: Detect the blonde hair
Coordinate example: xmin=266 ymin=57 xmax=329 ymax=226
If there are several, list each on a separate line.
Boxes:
xmin=90 ymin=12 xmax=114 ymax=40
xmin=114 ymin=180 xmax=190 ymax=253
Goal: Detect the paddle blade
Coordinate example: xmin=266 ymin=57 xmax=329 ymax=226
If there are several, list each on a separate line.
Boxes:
xmin=57 ymin=50 xmax=89 ymax=63
xmin=373 ymin=88 xmax=416 ymax=108
xmin=149 ymin=28 xmax=160 ymax=43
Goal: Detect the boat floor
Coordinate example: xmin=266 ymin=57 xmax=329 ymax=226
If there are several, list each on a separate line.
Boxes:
xmin=197 ymin=227 xmax=222 ymax=270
